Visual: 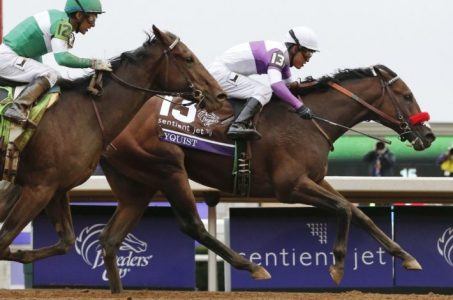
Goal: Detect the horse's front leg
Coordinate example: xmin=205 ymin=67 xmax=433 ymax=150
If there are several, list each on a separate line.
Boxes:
xmin=319 ymin=179 xmax=422 ymax=270
xmin=277 ymin=176 xmax=353 ymax=285
xmin=4 ymin=192 xmax=75 ymax=263
xmin=99 ymin=158 xmax=154 ymax=294
xmin=161 ymin=172 xmax=270 ymax=280
xmin=0 ymin=185 xmax=56 ymax=259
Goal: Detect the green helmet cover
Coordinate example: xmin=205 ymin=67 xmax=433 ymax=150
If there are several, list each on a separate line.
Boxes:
xmin=65 ymin=0 xmax=104 ymax=14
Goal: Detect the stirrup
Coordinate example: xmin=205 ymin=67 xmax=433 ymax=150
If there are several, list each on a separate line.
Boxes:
xmin=3 ymin=111 xmax=28 ymax=125
xmin=227 ymin=127 xmax=261 ymax=140
xmin=3 ymin=111 xmax=36 ymax=128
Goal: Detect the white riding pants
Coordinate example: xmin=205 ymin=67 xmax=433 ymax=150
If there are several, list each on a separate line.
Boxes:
xmin=0 ymin=44 xmax=59 ymax=87
xmin=208 ymin=62 xmax=272 ymax=106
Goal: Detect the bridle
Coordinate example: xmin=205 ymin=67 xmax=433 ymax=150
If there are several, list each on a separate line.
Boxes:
xmin=327 ymin=66 xmax=430 ymax=142
xmin=109 ymin=35 xmax=205 ymax=106
xmin=89 ymin=33 xmax=206 ymax=149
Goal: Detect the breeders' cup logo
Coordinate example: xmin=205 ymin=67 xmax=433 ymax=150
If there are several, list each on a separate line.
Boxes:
xmin=197 ymin=110 xmax=220 ymax=127
xmin=75 ymin=224 xmax=153 ymax=281
xmin=437 ymin=227 xmax=453 ymax=267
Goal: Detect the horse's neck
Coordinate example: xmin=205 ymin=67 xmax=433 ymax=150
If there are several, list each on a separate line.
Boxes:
xmin=307 ymin=78 xmax=381 ymax=143
xmin=93 ymin=68 xmax=157 ymax=143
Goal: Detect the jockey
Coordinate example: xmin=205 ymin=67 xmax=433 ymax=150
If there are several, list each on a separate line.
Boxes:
xmin=0 ymin=0 xmax=112 ymax=125
xmin=209 ymin=26 xmax=319 ymax=140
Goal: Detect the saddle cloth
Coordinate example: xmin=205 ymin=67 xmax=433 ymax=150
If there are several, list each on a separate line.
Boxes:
xmin=157 ymin=96 xmax=237 ymax=156
xmin=0 ymin=84 xmax=60 ymax=182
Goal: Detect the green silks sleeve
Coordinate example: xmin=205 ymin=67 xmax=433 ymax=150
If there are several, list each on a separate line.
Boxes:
xmin=54 ymin=51 xmax=92 ymax=68
xmin=32 ymin=56 xmax=43 ymax=63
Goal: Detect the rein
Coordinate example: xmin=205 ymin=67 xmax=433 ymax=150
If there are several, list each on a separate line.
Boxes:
xmin=89 ymin=34 xmax=203 ymax=149
xmin=310 ymin=66 xmax=429 ymax=148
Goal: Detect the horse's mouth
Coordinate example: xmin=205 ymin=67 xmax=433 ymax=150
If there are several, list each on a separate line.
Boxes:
xmin=411 ymin=136 xmax=433 ymax=151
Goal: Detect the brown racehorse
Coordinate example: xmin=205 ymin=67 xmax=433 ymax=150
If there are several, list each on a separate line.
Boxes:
xmin=13 ymin=65 xmax=434 ymax=293
xmin=0 ymin=25 xmax=225 ymax=273
xmin=96 ymin=65 xmax=435 ymax=292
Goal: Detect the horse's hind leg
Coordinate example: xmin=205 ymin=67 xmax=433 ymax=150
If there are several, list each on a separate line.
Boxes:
xmin=99 ymin=159 xmax=154 ymax=294
xmin=0 ymin=184 xmax=55 ymax=258
xmin=161 ymin=172 xmax=271 ymax=280
xmin=4 ymin=191 xmax=75 ymax=263
xmin=319 ymin=179 xmax=421 ymax=270
xmin=0 ymin=182 xmax=22 ymax=222
xmin=277 ymin=176 xmax=353 ymax=285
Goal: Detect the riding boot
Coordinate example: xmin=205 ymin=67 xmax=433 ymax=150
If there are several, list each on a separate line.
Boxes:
xmin=227 ymin=97 xmax=262 ymax=140
xmin=3 ymin=77 xmax=51 ymax=125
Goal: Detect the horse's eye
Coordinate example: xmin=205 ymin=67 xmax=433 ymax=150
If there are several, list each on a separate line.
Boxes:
xmin=404 ymin=94 xmax=413 ymax=101
xmin=185 ymin=57 xmax=194 ymax=64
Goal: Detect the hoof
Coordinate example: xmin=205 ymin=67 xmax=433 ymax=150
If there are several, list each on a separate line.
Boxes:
xmin=251 ymin=266 xmax=271 ymax=280
xmin=329 ymin=265 xmax=344 ymax=285
xmin=403 ymin=258 xmax=422 ymax=270
xmin=110 ymin=287 xmax=123 ymax=294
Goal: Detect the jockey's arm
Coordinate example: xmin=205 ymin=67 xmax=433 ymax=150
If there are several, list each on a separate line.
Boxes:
xmin=268 ymin=67 xmax=303 ymax=110
xmin=52 ymin=38 xmax=92 ymax=68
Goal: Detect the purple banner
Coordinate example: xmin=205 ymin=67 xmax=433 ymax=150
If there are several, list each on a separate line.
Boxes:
xmin=160 ymin=129 xmax=234 ymax=156
xmin=33 ymin=206 xmax=195 ymax=288
xmin=230 ymin=207 xmax=392 ymax=289
xmin=394 ymin=206 xmax=453 ymax=287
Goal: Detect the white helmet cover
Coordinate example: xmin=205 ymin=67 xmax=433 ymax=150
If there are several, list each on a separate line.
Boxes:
xmin=284 ymin=26 xmax=320 ymax=52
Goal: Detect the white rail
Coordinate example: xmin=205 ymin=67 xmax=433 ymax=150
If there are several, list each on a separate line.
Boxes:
xmin=71 ymin=176 xmax=453 ymax=204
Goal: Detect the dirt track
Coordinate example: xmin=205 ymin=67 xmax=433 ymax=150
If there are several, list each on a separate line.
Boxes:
xmin=0 ymin=289 xmax=452 ymax=300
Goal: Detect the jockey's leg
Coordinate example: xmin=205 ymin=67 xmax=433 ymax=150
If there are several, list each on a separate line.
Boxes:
xmin=208 ymin=62 xmax=271 ymax=140
xmin=0 ymin=47 xmax=59 ymax=124
xmin=4 ymin=76 xmax=51 ymax=124
xmin=227 ymin=97 xmax=262 ymax=140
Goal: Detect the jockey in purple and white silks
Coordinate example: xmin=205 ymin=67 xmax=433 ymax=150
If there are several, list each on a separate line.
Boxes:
xmin=209 ymin=26 xmax=320 ymax=140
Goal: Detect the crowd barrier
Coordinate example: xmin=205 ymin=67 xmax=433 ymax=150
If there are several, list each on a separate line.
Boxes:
xmin=5 ymin=176 xmax=453 ymax=290
xmin=68 ymin=176 xmax=453 ymax=291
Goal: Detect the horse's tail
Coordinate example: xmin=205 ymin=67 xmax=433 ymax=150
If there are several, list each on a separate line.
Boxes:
xmin=0 ymin=181 xmax=22 ymax=222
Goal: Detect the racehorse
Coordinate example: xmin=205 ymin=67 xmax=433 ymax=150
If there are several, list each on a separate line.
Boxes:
xmin=0 ymin=25 xmax=225 ymax=276
xmin=8 ymin=64 xmax=434 ymax=293
xmin=96 ymin=65 xmax=434 ymax=292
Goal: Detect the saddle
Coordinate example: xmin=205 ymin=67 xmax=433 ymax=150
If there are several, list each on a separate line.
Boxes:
xmin=155 ymin=80 xmax=325 ymax=197
xmin=0 ymin=77 xmax=60 ymax=183
xmin=157 ymin=96 xmax=253 ymax=196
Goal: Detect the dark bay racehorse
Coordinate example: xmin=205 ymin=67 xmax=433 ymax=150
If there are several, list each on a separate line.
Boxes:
xmin=0 ymin=25 xmax=225 ymax=273
xmin=96 ymin=65 xmax=435 ymax=292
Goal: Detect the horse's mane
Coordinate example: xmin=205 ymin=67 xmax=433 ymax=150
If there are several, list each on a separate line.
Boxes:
xmin=296 ymin=64 xmax=396 ymax=96
xmin=57 ymin=31 xmax=164 ymax=90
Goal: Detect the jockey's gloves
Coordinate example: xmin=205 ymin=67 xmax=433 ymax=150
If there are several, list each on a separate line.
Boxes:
xmin=92 ymin=59 xmax=112 ymax=72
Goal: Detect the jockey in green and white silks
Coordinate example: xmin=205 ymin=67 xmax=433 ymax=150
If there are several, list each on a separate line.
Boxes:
xmin=0 ymin=0 xmax=112 ymax=125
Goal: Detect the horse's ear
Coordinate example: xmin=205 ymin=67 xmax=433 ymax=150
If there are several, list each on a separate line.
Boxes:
xmin=373 ymin=65 xmax=385 ymax=79
xmin=152 ymin=25 xmax=171 ymax=47
xmin=152 ymin=25 xmax=160 ymax=35
xmin=152 ymin=25 xmax=164 ymax=41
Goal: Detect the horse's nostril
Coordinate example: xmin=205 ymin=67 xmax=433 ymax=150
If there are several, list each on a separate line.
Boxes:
xmin=426 ymin=133 xmax=436 ymax=142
